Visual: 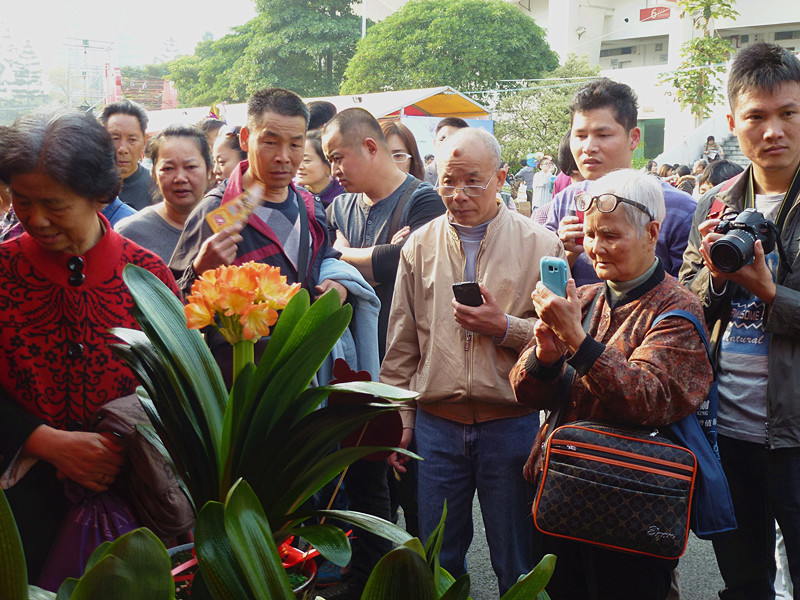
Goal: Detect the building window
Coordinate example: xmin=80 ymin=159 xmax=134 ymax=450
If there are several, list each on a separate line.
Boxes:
xmin=655 ymin=43 xmax=663 ymax=51
xmin=599 ymin=46 xmax=635 ymax=57
xmin=775 ymin=31 xmax=800 ymax=41
xmin=741 ymin=34 xmax=749 ymax=43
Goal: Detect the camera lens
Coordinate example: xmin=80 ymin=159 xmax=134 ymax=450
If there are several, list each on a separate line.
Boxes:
xmin=710 ymin=230 xmax=756 ymax=273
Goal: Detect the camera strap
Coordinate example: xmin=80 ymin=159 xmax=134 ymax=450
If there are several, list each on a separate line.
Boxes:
xmin=744 ymin=167 xmax=799 ymax=273
xmin=744 ymin=166 xmax=800 ymax=233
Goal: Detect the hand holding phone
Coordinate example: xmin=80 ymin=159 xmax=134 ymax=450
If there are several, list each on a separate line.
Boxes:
xmin=540 ymin=257 xmax=569 ymax=297
xmin=452 ymin=281 xmax=484 ymax=307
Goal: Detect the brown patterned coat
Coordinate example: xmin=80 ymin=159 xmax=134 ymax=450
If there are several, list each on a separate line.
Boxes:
xmin=510 ymin=263 xmax=714 ymax=483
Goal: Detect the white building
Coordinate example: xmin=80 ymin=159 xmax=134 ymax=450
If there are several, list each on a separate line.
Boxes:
xmin=364 ymin=0 xmax=800 ymax=162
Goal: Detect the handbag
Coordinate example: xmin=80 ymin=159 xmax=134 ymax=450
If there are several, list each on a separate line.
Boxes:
xmin=94 ymin=394 xmax=194 ymax=541
xmin=532 ymin=295 xmax=705 ymax=559
xmin=534 ymin=420 xmax=697 ymax=559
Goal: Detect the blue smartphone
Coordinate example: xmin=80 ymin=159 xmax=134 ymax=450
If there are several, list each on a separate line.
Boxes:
xmin=540 ymin=256 xmax=568 ymax=297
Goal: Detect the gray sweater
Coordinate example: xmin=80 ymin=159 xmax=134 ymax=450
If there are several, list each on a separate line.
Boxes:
xmin=114 ymin=204 xmax=183 ymax=263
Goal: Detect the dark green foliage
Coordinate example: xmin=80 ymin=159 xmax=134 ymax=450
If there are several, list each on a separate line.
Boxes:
xmin=167 ymin=0 xmax=362 ymax=106
xmin=340 ymin=0 xmax=558 ymax=94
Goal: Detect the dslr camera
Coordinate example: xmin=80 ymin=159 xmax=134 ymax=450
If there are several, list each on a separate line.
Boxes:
xmin=710 ymin=208 xmax=777 ymax=273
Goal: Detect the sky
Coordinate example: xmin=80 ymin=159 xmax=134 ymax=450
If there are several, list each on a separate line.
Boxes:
xmin=2 ymin=0 xmax=257 ymax=70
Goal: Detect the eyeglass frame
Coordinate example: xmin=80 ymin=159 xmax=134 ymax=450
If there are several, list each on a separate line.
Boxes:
xmin=391 ymin=152 xmax=412 ymax=163
xmin=574 ymin=192 xmax=655 ymax=222
xmin=438 ymin=169 xmax=500 ymax=198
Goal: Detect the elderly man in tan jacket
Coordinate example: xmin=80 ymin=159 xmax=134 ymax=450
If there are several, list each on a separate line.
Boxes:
xmin=380 ymin=127 xmax=564 ymax=595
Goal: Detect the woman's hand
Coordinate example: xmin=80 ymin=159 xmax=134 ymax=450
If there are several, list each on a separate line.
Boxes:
xmin=533 ymin=320 xmax=566 ymax=365
xmin=531 ymin=279 xmax=586 ymax=354
xmin=23 ymin=426 xmax=125 ymax=492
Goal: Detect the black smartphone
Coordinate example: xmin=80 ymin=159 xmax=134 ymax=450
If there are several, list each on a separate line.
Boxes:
xmin=452 ymin=281 xmax=484 ymax=307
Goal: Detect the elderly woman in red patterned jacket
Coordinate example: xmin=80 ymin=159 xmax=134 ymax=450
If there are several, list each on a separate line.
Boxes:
xmin=510 ymin=168 xmax=713 ymax=600
xmin=0 ymin=109 xmax=180 ymax=590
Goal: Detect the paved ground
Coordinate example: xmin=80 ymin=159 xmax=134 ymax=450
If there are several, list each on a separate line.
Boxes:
xmin=463 ymin=496 xmax=725 ymax=600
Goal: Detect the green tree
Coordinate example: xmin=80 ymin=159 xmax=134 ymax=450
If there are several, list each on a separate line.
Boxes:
xmin=168 ymin=28 xmax=251 ymax=107
xmin=658 ymin=0 xmax=739 ymax=124
xmin=232 ymin=0 xmax=362 ymax=98
xmin=493 ymin=54 xmax=600 ymax=166
xmin=340 ymin=0 xmax=558 ymax=95
xmin=167 ymin=0 xmax=361 ymax=108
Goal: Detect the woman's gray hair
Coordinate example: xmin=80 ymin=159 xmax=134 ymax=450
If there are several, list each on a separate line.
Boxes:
xmin=0 ymin=108 xmax=121 ymax=203
xmin=588 ymin=168 xmax=665 ymax=236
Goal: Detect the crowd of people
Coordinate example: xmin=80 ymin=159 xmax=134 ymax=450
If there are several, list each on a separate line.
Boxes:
xmin=519 ymin=132 xmax=746 ymax=216
xmin=0 ymin=41 xmax=799 ymax=600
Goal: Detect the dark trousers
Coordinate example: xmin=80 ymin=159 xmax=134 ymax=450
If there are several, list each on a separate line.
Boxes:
xmin=388 ymin=437 xmax=419 ymax=538
xmin=542 ymin=535 xmax=676 ymax=600
xmin=712 ymin=435 xmax=800 ymax=600
xmin=343 ymin=458 xmax=392 ymax=585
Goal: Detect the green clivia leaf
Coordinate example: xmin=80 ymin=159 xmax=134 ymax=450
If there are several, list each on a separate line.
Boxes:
xmin=360 ymin=545 xmax=438 ymax=600
xmin=283 ymin=523 xmax=350 ymax=568
xmin=0 ymin=488 xmax=27 ymax=600
xmin=222 ymin=480 xmax=295 ymax=600
xmin=195 ymin=502 xmax=253 ymax=600
xmin=440 ymin=574 xmax=471 ymax=600
xmin=66 ymin=529 xmax=174 ymax=600
xmin=499 ymin=554 xmax=557 ymax=600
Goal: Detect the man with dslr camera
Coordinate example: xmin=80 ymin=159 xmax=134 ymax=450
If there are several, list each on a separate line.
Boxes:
xmin=680 ymin=42 xmax=800 ymax=599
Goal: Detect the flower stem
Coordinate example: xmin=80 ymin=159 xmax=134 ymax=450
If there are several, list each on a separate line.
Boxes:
xmin=232 ymin=339 xmax=256 ymax=383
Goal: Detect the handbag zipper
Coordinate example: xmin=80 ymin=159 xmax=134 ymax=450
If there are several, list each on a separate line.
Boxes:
xmin=550 ymin=439 xmax=694 ymax=480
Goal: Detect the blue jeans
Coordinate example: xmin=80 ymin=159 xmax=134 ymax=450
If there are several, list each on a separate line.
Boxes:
xmin=712 ymin=435 xmax=800 ymax=600
xmin=415 ymin=409 xmax=540 ymax=595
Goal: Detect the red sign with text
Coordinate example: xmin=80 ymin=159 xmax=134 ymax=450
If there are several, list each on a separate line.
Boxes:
xmin=640 ymin=7 xmax=671 ymax=21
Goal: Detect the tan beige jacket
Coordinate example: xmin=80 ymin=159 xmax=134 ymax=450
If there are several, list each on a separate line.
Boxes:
xmin=380 ymin=203 xmax=565 ymax=427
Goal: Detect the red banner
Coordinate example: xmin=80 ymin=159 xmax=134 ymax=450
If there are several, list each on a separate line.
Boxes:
xmin=640 ymin=7 xmax=670 ymax=21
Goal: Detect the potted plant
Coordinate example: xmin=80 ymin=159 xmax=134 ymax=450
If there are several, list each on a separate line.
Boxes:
xmin=110 ymin=263 xmax=419 ymax=595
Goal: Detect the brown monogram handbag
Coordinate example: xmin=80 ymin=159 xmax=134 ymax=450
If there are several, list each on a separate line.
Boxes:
xmin=533 ymin=420 xmax=697 ymax=560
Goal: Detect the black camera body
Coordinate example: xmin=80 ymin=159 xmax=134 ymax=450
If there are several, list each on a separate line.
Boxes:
xmin=710 ymin=208 xmax=777 ymax=273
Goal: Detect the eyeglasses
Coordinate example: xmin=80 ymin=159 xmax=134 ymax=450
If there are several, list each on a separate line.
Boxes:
xmin=438 ymin=170 xmax=499 ymax=198
xmin=392 ymin=152 xmax=412 ymax=163
xmin=575 ymin=192 xmax=655 ymax=221
xmin=67 ymin=256 xmax=85 ymax=287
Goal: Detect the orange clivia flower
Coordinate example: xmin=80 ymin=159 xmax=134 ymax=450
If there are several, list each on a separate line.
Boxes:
xmin=184 ymin=262 xmax=300 ymax=343
xmin=184 ymin=297 xmax=215 ymax=330
xmin=240 ymin=302 xmax=280 ymax=340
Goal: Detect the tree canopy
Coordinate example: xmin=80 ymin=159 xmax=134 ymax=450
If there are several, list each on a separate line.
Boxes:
xmin=493 ymin=54 xmax=601 ymax=166
xmin=167 ymin=0 xmax=362 ymax=107
xmin=658 ymin=0 xmax=739 ymax=124
xmin=340 ymin=0 xmax=558 ymax=95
